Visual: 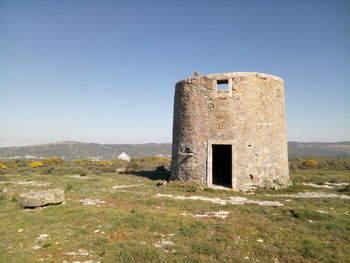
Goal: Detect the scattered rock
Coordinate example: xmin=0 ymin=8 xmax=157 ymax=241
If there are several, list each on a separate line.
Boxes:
xmin=325 ymin=182 xmax=348 ymax=186
xmin=257 ymin=239 xmax=264 ymax=243
xmin=268 ymin=192 xmax=350 ymax=199
xmin=20 ymin=189 xmax=64 ymax=208
xmin=161 ymin=234 xmax=175 ymax=237
xmin=180 ymin=210 xmax=230 ymax=219
xmin=79 ymin=199 xmax=106 ymax=206
xmin=154 ymin=240 xmax=174 ymax=248
xmin=317 ymin=210 xmax=329 ymax=214
xmin=302 ymin=183 xmax=334 ymax=188
xmin=37 ymin=234 xmax=50 ymax=241
xmin=31 ymin=245 xmax=41 ymax=250
xmin=17 ymin=229 xmax=23 ymax=232
xmin=155 ymin=193 xmax=283 ymax=206
xmin=62 ymin=249 xmax=89 ymax=256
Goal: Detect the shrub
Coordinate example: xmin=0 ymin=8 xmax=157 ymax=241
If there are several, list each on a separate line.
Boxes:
xmin=329 ymin=178 xmax=341 ymax=184
xmin=65 ymin=183 xmax=73 ymax=191
xmin=43 ymin=158 xmax=63 ymax=166
xmin=0 ymin=162 xmax=8 ymax=169
xmin=11 ymin=196 xmax=18 ymax=202
xmin=338 ymin=184 xmax=350 ymax=193
xmin=41 ymin=167 xmax=55 ymax=175
xmin=134 ymin=157 xmax=170 ymax=162
xmin=302 ymin=158 xmax=318 ymax=167
xmin=0 ymin=175 xmax=7 ymax=181
xmin=98 ymin=161 xmax=113 ymax=166
xmin=126 ymin=161 xmax=141 ymax=171
xmin=289 ymin=158 xmax=350 ymax=170
xmin=80 ymin=171 xmax=87 ymax=177
xmin=70 ymin=159 xmax=84 ymax=165
xmin=14 ymin=160 xmax=29 ymax=167
xmin=29 ymin=161 xmax=44 ymax=168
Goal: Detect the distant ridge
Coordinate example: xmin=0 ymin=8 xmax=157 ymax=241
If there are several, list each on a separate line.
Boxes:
xmin=0 ymin=142 xmax=172 ymax=161
xmin=0 ymin=141 xmax=349 ymax=160
xmin=287 ymin=141 xmax=350 ymax=158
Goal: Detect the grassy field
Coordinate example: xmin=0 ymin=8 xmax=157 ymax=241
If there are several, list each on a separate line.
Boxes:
xmin=0 ymin=159 xmax=349 ymax=263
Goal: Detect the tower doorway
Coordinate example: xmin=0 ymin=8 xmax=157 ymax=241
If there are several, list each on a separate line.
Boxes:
xmin=212 ymin=144 xmax=232 ymax=187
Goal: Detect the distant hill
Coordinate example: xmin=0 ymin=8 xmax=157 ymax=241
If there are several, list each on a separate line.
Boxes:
xmin=0 ymin=141 xmax=349 ymax=160
xmin=0 ymin=141 xmax=172 ymax=161
xmin=288 ymin=141 xmax=350 ymax=158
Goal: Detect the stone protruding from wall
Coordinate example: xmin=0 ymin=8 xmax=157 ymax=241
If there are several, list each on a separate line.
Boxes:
xmin=171 ymin=72 xmax=290 ymax=191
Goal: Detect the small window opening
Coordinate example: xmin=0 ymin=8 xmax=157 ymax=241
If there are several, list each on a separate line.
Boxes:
xmin=216 ymin=79 xmax=229 ymax=91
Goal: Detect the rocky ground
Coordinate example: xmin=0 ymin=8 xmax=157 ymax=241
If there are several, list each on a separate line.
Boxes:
xmin=0 ymin=163 xmax=349 ymax=263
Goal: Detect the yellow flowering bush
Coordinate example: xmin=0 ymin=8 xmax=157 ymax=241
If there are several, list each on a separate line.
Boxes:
xmin=29 ymin=161 xmax=44 ymax=168
xmin=135 ymin=157 xmax=171 ymax=162
xmin=0 ymin=162 xmax=8 ymax=169
xmin=71 ymin=159 xmax=84 ymax=165
xmin=44 ymin=158 xmax=63 ymax=166
xmin=98 ymin=161 xmax=113 ymax=166
xmin=302 ymin=158 xmax=318 ymax=167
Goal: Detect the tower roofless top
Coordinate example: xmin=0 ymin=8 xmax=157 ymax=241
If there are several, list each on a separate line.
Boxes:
xmin=178 ymin=72 xmax=284 ymax=84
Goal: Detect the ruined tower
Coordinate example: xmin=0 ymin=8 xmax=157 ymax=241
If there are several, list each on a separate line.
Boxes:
xmin=171 ymin=72 xmax=290 ymax=190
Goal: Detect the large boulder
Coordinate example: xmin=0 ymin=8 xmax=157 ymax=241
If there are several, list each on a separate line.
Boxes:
xmin=19 ymin=189 xmax=64 ymax=208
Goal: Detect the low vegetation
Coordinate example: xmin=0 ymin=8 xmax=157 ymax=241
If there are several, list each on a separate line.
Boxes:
xmin=0 ymin=158 xmax=349 ymax=262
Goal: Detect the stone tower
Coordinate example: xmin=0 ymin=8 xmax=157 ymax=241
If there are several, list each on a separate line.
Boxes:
xmin=170 ymin=72 xmax=290 ymax=190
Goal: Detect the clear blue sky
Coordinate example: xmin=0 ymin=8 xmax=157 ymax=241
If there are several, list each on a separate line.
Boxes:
xmin=0 ymin=0 xmax=349 ymax=147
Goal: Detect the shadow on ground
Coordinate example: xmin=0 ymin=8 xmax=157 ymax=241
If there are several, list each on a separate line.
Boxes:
xmin=121 ymin=170 xmax=170 ymax=181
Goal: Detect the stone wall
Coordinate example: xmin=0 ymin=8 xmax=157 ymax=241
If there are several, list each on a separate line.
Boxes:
xmin=170 ymin=72 xmax=290 ymax=190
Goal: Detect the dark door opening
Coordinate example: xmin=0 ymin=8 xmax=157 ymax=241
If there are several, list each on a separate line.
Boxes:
xmin=212 ymin=144 xmax=232 ymax=187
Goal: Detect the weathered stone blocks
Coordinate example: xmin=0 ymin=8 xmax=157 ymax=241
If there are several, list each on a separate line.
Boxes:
xmin=171 ymin=72 xmax=290 ymax=190
xmin=19 ymin=189 xmax=65 ymax=208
